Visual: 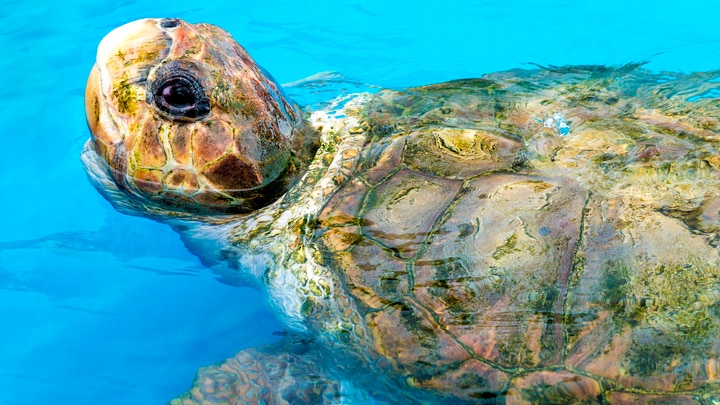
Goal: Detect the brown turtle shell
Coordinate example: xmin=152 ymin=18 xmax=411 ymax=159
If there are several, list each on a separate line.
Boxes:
xmin=314 ymin=66 xmax=720 ymax=402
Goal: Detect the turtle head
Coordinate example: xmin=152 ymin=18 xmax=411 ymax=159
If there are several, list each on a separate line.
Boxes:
xmin=83 ymin=18 xmax=319 ymax=218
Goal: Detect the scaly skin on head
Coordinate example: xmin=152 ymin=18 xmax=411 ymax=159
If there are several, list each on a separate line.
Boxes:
xmin=84 ymin=18 xmax=319 ymax=217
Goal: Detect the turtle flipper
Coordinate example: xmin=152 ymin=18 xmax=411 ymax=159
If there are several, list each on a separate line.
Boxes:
xmin=170 ymin=339 xmax=341 ymax=405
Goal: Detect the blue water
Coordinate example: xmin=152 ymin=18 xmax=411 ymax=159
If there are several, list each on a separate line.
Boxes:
xmin=1 ymin=1 xmax=718 ymax=403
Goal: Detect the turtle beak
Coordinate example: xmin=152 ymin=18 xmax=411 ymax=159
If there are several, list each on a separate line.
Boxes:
xmin=88 ymin=19 xmax=175 ymax=159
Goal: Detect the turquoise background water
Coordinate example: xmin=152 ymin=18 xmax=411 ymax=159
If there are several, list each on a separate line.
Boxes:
xmin=1 ymin=1 xmax=718 ymax=403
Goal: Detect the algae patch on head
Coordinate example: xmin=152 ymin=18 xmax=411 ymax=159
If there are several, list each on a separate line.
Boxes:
xmin=112 ymin=75 xmax=138 ymax=115
xmin=134 ymin=49 xmax=160 ymax=65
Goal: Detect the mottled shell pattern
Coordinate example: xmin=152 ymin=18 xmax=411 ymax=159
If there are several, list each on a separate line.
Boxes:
xmin=84 ymin=18 xmax=720 ymax=404
xmin=308 ymin=68 xmax=720 ymax=402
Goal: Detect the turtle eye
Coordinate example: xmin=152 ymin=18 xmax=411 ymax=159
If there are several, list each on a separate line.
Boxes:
xmin=148 ymin=60 xmax=211 ymax=121
xmin=159 ymin=78 xmax=197 ymax=109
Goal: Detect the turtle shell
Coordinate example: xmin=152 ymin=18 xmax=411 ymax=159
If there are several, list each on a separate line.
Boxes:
xmin=314 ymin=66 xmax=720 ymax=402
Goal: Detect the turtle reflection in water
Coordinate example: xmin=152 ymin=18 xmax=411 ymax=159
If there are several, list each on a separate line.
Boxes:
xmin=83 ymin=18 xmax=720 ymax=404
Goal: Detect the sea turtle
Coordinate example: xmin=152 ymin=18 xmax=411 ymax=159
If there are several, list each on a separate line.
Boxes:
xmin=82 ymin=18 xmax=720 ymax=404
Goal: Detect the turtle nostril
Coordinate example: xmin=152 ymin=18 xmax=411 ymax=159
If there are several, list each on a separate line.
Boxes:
xmin=160 ymin=18 xmax=180 ymax=29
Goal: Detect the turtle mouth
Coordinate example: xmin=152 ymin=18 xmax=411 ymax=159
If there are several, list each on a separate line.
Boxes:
xmin=83 ymin=137 xmax=294 ymax=215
